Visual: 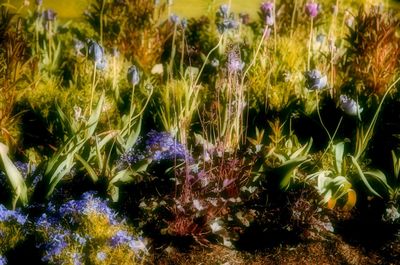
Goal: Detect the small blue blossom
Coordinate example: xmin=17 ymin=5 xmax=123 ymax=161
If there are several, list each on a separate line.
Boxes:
xmin=43 ymin=9 xmax=57 ymax=22
xmin=181 ymin=18 xmax=188 ymax=29
xmin=87 ymin=40 xmax=106 ymax=69
xmin=305 ymin=69 xmax=327 ymax=90
xmin=0 ymin=255 xmax=7 ymax=265
xmin=96 ymin=252 xmax=107 ymax=261
xmin=339 ymin=95 xmax=363 ymax=117
xmin=145 ymin=130 xmax=188 ymax=162
xmin=170 ymin=14 xmax=180 ymax=24
xmin=127 ymin=65 xmax=140 ymax=86
xmin=218 ymin=4 xmax=229 ymax=18
xmin=42 ymin=232 xmax=69 ymax=262
xmin=71 ymin=252 xmax=83 ymax=265
xmin=0 ymin=204 xmax=27 ymax=225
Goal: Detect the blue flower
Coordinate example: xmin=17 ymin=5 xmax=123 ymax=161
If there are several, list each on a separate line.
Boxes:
xmin=43 ymin=9 xmax=57 ymax=22
xmin=87 ymin=39 xmax=105 ymax=68
xmin=305 ymin=69 xmax=327 ymax=90
xmin=96 ymin=252 xmax=107 ymax=261
xmin=110 ymin=230 xmax=146 ymax=252
xmin=339 ymin=95 xmax=363 ymax=117
xmin=42 ymin=232 xmax=68 ymax=262
xmin=145 ymin=130 xmax=188 ymax=162
xmin=181 ymin=18 xmax=188 ymax=29
xmin=0 ymin=255 xmax=7 ymax=265
xmin=0 ymin=204 xmax=27 ymax=225
xmin=260 ymin=2 xmax=275 ymax=25
xmin=219 ymin=4 xmax=229 ymax=18
xmin=127 ymin=65 xmax=140 ymax=86
xmin=305 ymin=2 xmax=319 ymax=18
xmin=170 ymin=14 xmax=180 ymax=24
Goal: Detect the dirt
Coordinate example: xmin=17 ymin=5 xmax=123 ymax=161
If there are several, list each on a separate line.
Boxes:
xmin=149 ymin=235 xmax=400 ymax=265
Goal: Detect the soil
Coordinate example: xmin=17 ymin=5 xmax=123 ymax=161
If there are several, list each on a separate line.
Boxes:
xmin=149 ymin=234 xmax=400 ymax=265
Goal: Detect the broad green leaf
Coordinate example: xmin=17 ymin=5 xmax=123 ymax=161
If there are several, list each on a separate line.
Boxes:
xmin=75 ymin=153 xmax=98 ymax=182
xmin=350 ymin=155 xmax=382 ymax=198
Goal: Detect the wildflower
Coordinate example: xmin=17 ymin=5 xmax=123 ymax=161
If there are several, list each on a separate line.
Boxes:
xmin=331 ymin=4 xmax=338 ymax=15
xmin=260 ymin=2 xmax=274 ymax=25
xmin=181 ymin=18 xmax=187 ymax=29
xmin=0 ymin=204 xmax=27 ymax=225
xmin=305 ymin=69 xmax=327 ymax=90
xmin=127 ymin=65 xmax=140 ymax=86
xmin=151 ymin=64 xmax=164 ymax=75
xmin=218 ymin=18 xmax=239 ymax=34
xmin=96 ymin=252 xmax=107 ymax=261
xmin=145 ymin=130 xmax=187 ymax=161
xmin=305 ymin=2 xmax=319 ymax=18
xmin=170 ymin=14 xmax=180 ymax=24
xmin=35 ymin=0 xmax=42 ymax=6
xmin=71 ymin=252 xmax=83 ymax=265
xmin=211 ymin=58 xmax=220 ymax=68
xmin=87 ymin=40 xmax=106 ymax=70
xmin=227 ymin=51 xmax=244 ymax=73
xmin=339 ymin=95 xmax=363 ymax=116
xmin=42 ymin=232 xmax=68 ymax=262
xmin=316 ymin=33 xmax=325 ymax=43
xmin=0 ymin=255 xmax=7 ymax=265
xmin=74 ymin=39 xmax=85 ymax=56
xmin=43 ymin=9 xmax=57 ymax=21
xmin=219 ymin=4 xmax=229 ymax=18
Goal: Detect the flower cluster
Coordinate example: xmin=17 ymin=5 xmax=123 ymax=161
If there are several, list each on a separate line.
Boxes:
xmin=35 ymin=192 xmax=146 ymax=264
xmin=227 ymin=51 xmax=245 ymax=73
xmin=0 ymin=255 xmax=6 ymax=265
xmin=304 ymin=69 xmax=327 ymax=90
xmin=216 ymin=4 xmax=239 ymax=34
xmin=145 ymin=130 xmax=188 ymax=162
xmin=0 ymin=204 xmax=27 ymax=225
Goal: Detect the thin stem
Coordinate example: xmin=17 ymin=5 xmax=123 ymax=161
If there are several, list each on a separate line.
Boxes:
xmin=307 ymin=17 xmax=314 ymax=71
xmin=316 ymin=91 xmax=332 ymax=142
xmin=128 ymin=84 xmax=136 ymax=136
xmin=290 ymin=0 xmax=298 ymax=38
xmin=89 ymin=63 xmax=97 ymax=115
xmin=99 ymin=0 xmax=106 ymax=46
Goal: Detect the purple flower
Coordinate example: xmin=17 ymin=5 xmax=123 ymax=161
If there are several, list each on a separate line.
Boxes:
xmin=127 ymin=65 xmax=140 ymax=86
xmin=42 ymin=232 xmax=68 ymax=262
xmin=227 ymin=51 xmax=244 ymax=73
xmin=43 ymin=9 xmax=57 ymax=21
xmin=305 ymin=69 xmax=327 ymax=90
xmin=88 ymin=40 xmax=104 ymax=61
xmin=339 ymin=95 xmax=363 ymax=116
xmin=0 ymin=255 xmax=7 ymax=265
xmin=0 ymin=204 xmax=27 ymax=225
xmin=260 ymin=2 xmax=274 ymax=25
xmin=219 ymin=4 xmax=229 ymax=18
xmin=170 ymin=14 xmax=180 ymax=24
xmin=96 ymin=252 xmax=107 ymax=261
xmin=145 ymin=130 xmax=187 ymax=161
xmin=110 ymin=230 xmax=146 ymax=252
xmin=305 ymin=2 xmax=319 ymax=18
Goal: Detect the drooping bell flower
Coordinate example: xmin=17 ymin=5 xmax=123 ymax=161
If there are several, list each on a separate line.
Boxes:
xmin=305 ymin=69 xmax=327 ymax=90
xmin=305 ymin=2 xmax=319 ymax=18
xmin=169 ymin=14 xmax=180 ymax=24
xmin=219 ymin=4 xmax=229 ymax=18
xmin=339 ymin=95 xmax=363 ymax=116
xmin=88 ymin=40 xmax=104 ymax=63
xmin=127 ymin=65 xmax=140 ymax=86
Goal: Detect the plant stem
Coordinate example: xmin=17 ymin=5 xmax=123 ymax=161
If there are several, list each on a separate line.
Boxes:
xmin=307 ymin=17 xmax=314 ymax=71
xmin=89 ymin=63 xmax=97 ymax=115
xmin=316 ymin=91 xmax=332 ymax=142
xmin=100 ymin=0 xmax=106 ymax=46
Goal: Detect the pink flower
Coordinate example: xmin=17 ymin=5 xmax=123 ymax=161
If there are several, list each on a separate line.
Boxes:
xmin=305 ymin=2 xmax=319 ymax=18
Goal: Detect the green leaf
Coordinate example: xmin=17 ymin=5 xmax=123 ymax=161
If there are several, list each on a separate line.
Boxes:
xmin=350 ymin=155 xmax=382 ymax=198
xmin=334 ymin=142 xmax=345 ymax=175
xmin=0 ymin=143 xmax=28 ymax=208
xmin=75 ymin=153 xmax=98 ymax=183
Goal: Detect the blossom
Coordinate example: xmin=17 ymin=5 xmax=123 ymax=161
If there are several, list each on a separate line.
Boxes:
xmin=0 ymin=255 xmax=7 ymax=265
xmin=217 ymin=19 xmax=239 ymax=34
xmin=43 ymin=9 xmax=57 ymax=21
xmin=227 ymin=51 xmax=244 ymax=73
xmin=181 ymin=18 xmax=187 ymax=29
xmin=127 ymin=65 xmax=140 ymax=86
xmin=305 ymin=2 xmax=319 ymax=18
xmin=260 ymin=2 xmax=274 ymax=25
xmin=87 ymin=40 xmax=106 ymax=69
xmin=0 ymin=204 xmax=27 ymax=225
xmin=169 ymin=14 xmax=180 ymax=24
xmin=211 ymin=58 xmax=220 ymax=68
xmin=36 ymin=0 xmax=42 ymax=6
xmin=145 ymin=130 xmax=187 ymax=161
xmin=219 ymin=4 xmax=229 ymax=18
xmin=339 ymin=95 xmax=363 ymax=116
xmin=305 ymin=69 xmax=327 ymax=90
xmin=96 ymin=252 xmax=107 ymax=261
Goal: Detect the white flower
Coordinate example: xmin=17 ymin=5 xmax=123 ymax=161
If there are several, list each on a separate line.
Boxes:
xmin=193 ymin=199 xmax=204 ymax=211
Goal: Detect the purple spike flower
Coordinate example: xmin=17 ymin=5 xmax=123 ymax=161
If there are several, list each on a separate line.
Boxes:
xmin=43 ymin=9 xmax=57 ymax=22
xmin=305 ymin=2 xmax=319 ymax=18
xmin=260 ymin=2 xmax=275 ymax=25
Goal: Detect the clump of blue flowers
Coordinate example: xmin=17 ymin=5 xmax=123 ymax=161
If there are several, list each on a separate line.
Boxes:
xmin=35 ymin=192 xmax=146 ymax=264
xmin=118 ymin=131 xmax=188 ymax=169
xmin=0 ymin=204 xmax=28 ymax=258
